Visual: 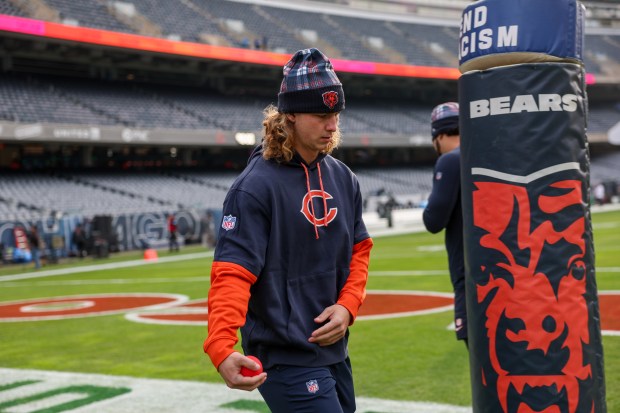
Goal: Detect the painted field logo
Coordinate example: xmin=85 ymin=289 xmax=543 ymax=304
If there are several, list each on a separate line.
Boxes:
xmin=0 ymin=381 xmax=130 ymax=413
xmin=599 ymin=292 xmax=620 ymax=336
xmin=1 ymin=291 xmax=617 ymax=333
xmin=124 ymin=291 xmax=455 ymax=326
xmin=0 ymin=368 xmax=473 ymax=413
xmin=0 ymin=293 xmax=186 ymax=322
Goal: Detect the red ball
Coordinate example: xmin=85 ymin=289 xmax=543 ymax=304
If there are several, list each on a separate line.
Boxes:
xmin=240 ymin=355 xmax=263 ymax=377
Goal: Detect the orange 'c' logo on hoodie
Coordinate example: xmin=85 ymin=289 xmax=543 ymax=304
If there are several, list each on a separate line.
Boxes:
xmin=301 ymin=190 xmax=338 ymax=226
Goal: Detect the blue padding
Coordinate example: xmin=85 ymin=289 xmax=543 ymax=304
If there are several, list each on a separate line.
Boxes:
xmin=459 ymin=0 xmax=585 ymax=71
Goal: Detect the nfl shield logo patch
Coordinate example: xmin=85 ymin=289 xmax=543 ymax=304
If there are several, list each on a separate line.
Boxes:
xmin=221 ymin=215 xmax=237 ymax=231
xmin=306 ymin=379 xmax=319 ymax=394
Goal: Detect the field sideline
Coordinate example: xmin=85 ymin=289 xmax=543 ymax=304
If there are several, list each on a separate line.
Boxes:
xmin=1 ymin=209 xmax=619 ymax=412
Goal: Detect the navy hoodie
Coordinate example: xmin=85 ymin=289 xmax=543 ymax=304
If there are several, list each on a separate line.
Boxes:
xmin=422 ymin=146 xmax=467 ymax=338
xmin=205 ymin=145 xmax=372 ymax=369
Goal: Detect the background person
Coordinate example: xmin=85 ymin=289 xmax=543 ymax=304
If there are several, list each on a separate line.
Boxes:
xmin=28 ymin=224 xmax=42 ymax=269
xmin=422 ymin=102 xmax=468 ymax=348
xmin=594 ymin=182 xmax=606 ymax=205
xmin=72 ymin=223 xmax=87 ymax=258
xmin=167 ymin=213 xmax=179 ymax=252
xmin=203 ymin=48 xmax=373 ymax=413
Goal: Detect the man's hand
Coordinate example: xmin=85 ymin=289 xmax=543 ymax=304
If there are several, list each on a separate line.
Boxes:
xmin=218 ymin=352 xmax=267 ymax=391
xmin=308 ymin=304 xmax=351 ymax=346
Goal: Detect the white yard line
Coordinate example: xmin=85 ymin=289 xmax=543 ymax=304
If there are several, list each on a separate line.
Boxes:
xmin=3 ymin=267 xmax=619 ymax=288
xmin=0 ymin=368 xmax=472 ymax=413
xmin=0 ymin=277 xmax=211 ymax=288
xmin=1 ymin=270 xmax=451 ymax=288
xmin=0 ymin=252 xmax=214 ymax=282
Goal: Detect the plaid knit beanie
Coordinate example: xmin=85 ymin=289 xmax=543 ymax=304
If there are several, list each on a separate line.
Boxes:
xmin=430 ymin=102 xmax=459 ymax=139
xmin=277 ymin=48 xmax=345 ymax=113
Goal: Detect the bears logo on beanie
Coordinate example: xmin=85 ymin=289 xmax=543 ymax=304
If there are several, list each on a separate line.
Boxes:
xmin=431 ymin=102 xmax=459 ymax=140
xmin=278 ymin=48 xmax=345 ymax=114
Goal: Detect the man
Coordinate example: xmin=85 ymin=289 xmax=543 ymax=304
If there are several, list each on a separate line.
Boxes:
xmin=72 ymin=223 xmax=87 ymax=258
xmin=167 ymin=214 xmax=179 ymax=252
xmin=422 ymin=102 xmax=467 ymax=347
xmin=204 ymin=48 xmax=373 ymax=413
xmin=28 ymin=224 xmax=42 ymax=269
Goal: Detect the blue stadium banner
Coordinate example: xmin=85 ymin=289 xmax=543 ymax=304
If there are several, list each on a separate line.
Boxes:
xmin=459 ymin=63 xmax=607 ymax=412
xmin=459 ymin=0 xmax=585 ymax=72
xmin=0 ymin=209 xmax=220 ymax=262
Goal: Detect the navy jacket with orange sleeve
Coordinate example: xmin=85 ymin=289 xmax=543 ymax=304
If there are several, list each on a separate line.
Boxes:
xmin=422 ymin=146 xmax=467 ymax=340
xmin=422 ymin=146 xmax=464 ymax=283
xmin=204 ymin=146 xmax=373 ymax=370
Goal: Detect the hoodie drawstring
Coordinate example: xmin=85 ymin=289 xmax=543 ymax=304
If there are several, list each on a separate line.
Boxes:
xmin=301 ymin=162 xmax=328 ymax=239
xmin=317 ymin=162 xmax=328 ymax=228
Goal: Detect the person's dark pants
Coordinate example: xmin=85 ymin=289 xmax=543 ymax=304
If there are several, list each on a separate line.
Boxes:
xmin=169 ymin=233 xmax=179 ymax=252
xmin=31 ymin=248 xmax=41 ymax=269
xmin=258 ymin=358 xmax=355 ymax=413
xmin=452 ymin=273 xmax=468 ymax=342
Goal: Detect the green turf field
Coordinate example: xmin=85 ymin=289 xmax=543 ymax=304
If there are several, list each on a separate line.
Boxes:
xmin=1 ymin=209 xmax=618 ymax=411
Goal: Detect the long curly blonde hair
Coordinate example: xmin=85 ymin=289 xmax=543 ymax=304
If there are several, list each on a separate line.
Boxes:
xmin=261 ymin=105 xmax=341 ymax=162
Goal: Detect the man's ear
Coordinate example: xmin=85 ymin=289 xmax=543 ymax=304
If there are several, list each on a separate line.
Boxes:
xmin=285 ymin=113 xmax=296 ymax=123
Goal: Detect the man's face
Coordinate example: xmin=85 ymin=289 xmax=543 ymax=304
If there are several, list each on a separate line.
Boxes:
xmin=287 ymin=112 xmax=340 ymax=163
xmin=432 ymin=135 xmax=442 ymax=155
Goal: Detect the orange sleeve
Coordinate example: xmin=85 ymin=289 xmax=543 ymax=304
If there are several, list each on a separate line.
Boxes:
xmin=337 ymin=237 xmax=373 ymax=324
xmin=203 ymin=261 xmax=257 ymax=369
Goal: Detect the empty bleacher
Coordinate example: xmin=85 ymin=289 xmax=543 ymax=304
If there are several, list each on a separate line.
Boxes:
xmin=152 ymin=84 xmax=270 ymax=131
xmin=0 ymin=0 xmax=25 ymax=16
xmin=343 ymin=99 xmax=431 ymax=135
xmin=0 ymin=71 xmax=617 ymax=136
xmin=69 ymin=171 xmax=230 ymax=210
xmin=584 ymin=34 xmax=620 ymax=74
xmin=0 ymin=72 xmax=439 ymax=134
xmin=0 ymin=74 xmax=118 ymax=125
xmin=2 ymin=151 xmax=620 ymax=222
xmin=44 ymin=0 xmax=134 ymax=33
xmin=588 ymin=102 xmax=620 ymax=133
xmin=0 ymin=0 xmax=618 ymax=74
xmin=591 ymin=151 xmax=620 ymax=184
xmin=390 ymin=21 xmax=460 ymax=66
xmin=196 ymin=0 xmax=308 ymax=53
xmin=0 ymin=172 xmax=168 ymax=220
xmin=0 ymin=0 xmax=617 ymax=250
xmin=9 ymin=75 xmax=620 ymax=136
xmin=327 ymin=16 xmax=457 ymax=67
xmin=1 ymin=166 xmax=436 ymax=221
xmin=354 ymin=167 xmax=433 ymax=209
xmin=49 ymin=76 xmax=209 ymax=129
xmin=0 ymin=171 xmax=235 ymax=220
xmin=0 ymin=168 xmax=431 ymax=220
xmin=127 ymin=0 xmax=235 ymax=44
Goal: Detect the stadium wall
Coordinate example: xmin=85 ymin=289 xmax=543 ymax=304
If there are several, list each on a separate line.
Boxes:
xmin=0 ymin=208 xmax=220 ymax=264
xmin=0 ymin=120 xmax=610 ymax=147
xmin=0 ymin=120 xmax=439 ymax=148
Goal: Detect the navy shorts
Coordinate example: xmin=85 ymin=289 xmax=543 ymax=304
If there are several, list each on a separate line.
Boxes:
xmin=258 ymin=358 xmax=355 ymax=413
